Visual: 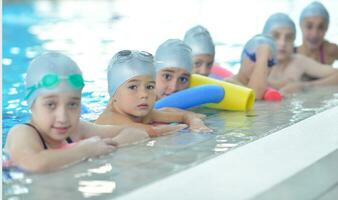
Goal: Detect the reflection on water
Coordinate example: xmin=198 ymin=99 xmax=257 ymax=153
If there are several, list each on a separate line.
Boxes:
xmin=3 ymin=0 xmax=338 ymax=199
xmin=78 ymin=180 xmax=116 ymax=198
xmin=4 ymin=86 xmax=338 ymax=200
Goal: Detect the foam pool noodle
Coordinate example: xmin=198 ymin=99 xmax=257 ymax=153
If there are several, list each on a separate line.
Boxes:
xmin=155 ymin=84 xmax=224 ymax=109
xmin=189 ymin=74 xmax=255 ymax=111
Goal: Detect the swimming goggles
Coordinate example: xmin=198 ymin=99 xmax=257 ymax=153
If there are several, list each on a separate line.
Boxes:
xmin=25 ymin=73 xmax=85 ymax=99
xmin=115 ymin=50 xmax=153 ymax=63
xmin=243 ymin=49 xmax=276 ymax=68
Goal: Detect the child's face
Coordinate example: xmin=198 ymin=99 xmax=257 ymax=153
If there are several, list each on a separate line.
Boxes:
xmin=301 ymin=16 xmax=327 ymax=50
xmin=270 ymin=27 xmax=295 ymax=62
xmin=113 ymin=75 xmax=156 ymax=118
xmin=192 ymin=54 xmax=214 ymax=76
xmin=155 ymin=68 xmax=190 ymax=99
xmin=30 ymin=91 xmax=81 ymax=141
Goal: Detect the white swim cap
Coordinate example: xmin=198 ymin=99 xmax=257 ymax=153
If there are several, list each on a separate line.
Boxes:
xmin=263 ymin=13 xmax=296 ymax=36
xmin=184 ymin=25 xmax=215 ymax=56
xmin=300 ymin=1 xmax=329 ymax=26
xmin=154 ymin=39 xmax=192 ymax=73
xmin=25 ymin=52 xmax=84 ymax=107
xmin=107 ymin=50 xmax=155 ymax=97
xmin=241 ymin=34 xmax=277 ymax=68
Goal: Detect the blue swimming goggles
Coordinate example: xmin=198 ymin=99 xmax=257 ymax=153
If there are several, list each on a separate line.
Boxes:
xmin=25 ymin=73 xmax=85 ymax=99
xmin=243 ymin=49 xmax=276 ymax=68
xmin=115 ymin=50 xmax=153 ymax=63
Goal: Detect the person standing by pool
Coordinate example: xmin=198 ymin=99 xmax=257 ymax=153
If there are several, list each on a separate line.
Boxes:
xmin=184 ymin=25 xmax=215 ymax=76
xmin=225 ymin=34 xmax=277 ymax=100
xmin=295 ymin=1 xmax=338 ymax=65
xmin=95 ymin=50 xmax=212 ymax=136
xmin=262 ymin=13 xmax=338 ymax=95
xmin=4 ymin=52 xmax=149 ymax=173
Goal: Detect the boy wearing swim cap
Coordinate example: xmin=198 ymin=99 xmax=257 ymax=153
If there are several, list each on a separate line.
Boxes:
xmin=296 ymin=1 xmax=338 ymax=64
xmin=95 ymin=50 xmax=212 ymax=136
xmin=263 ymin=13 xmax=338 ymax=95
xmin=4 ymin=52 xmax=149 ymax=173
xmin=225 ymin=34 xmax=277 ymax=99
xmin=184 ymin=25 xmax=215 ymax=76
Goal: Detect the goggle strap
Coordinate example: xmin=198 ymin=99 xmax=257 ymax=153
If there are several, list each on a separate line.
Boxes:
xmin=25 ymin=85 xmax=36 ymax=100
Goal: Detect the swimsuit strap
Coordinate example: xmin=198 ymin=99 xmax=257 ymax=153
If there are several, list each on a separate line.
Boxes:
xmin=23 ymin=123 xmax=74 ymax=148
xmin=319 ymin=43 xmax=325 ymax=64
xmin=23 ymin=123 xmax=48 ymax=150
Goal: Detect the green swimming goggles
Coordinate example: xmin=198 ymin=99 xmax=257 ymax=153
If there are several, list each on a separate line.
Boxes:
xmin=25 ymin=73 xmax=85 ymax=99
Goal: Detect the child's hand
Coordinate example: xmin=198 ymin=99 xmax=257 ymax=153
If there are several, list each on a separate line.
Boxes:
xmin=280 ymin=81 xmax=305 ymax=95
xmin=159 ymin=107 xmax=206 ymax=119
xmin=79 ymin=136 xmax=117 ymax=158
xmin=112 ymin=128 xmax=149 ymax=147
xmin=185 ymin=115 xmax=213 ymax=133
xmin=151 ymin=124 xmax=188 ymax=137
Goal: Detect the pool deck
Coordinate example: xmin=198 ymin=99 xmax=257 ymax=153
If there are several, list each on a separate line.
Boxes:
xmin=116 ymin=106 xmax=338 ymax=200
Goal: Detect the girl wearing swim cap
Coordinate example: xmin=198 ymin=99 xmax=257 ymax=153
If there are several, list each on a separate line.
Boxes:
xmin=263 ymin=13 xmax=338 ymax=95
xmin=155 ymin=39 xmax=193 ymax=99
xmin=154 ymin=39 xmax=206 ymax=118
xmin=225 ymin=34 xmax=277 ymax=99
xmin=4 ymin=52 xmax=149 ymax=173
xmin=296 ymin=1 xmax=338 ymax=64
xmin=184 ymin=25 xmax=215 ymax=76
xmin=96 ymin=50 xmax=212 ymax=136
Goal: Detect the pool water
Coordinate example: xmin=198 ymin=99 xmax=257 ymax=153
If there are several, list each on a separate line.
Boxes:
xmin=2 ymin=0 xmax=338 ymax=199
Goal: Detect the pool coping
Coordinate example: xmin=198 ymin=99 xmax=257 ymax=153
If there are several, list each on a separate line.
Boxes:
xmin=115 ymin=106 xmax=338 ymax=200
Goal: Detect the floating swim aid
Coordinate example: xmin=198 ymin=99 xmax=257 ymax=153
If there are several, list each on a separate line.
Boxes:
xmin=190 ymin=74 xmax=255 ymax=111
xmin=155 ymin=85 xmax=224 ymax=109
xmin=209 ymin=64 xmax=233 ymax=79
xmin=263 ymin=87 xmax=282 ymax=101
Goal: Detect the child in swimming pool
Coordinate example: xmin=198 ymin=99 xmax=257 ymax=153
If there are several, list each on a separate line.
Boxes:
xmin=155 ymin=39 xmax=193 ymax=99
xmin=225 ymin=34 xmax=277 ymax=99
xmin=95 ymin=50 xmax=212 ymax=136
xmin=262 ymin=13 xmax=338 ymax=95
xmin=154 ymin=39 xmax=206 ymax=118
xmin=184 ymin=25 xmax=215 ymax=76
xmin=4 ymin=52 xmax=149 ymax=173
xmin=296 ymin=2 xmax=338 ymax=65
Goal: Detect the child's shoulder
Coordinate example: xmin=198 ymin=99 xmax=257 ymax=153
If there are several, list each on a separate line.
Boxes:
xmin=8 ymin=124 xmax=35 ymax=136
xmin=7 ymin=123 xmax=45 ymax=142
xmin=5 ymin=124 xmax=41 ymax=150
xmin=95 ymin=109 xmax=117 ymax=125
xmin=325 ymin=41 xmax=338 ymax=56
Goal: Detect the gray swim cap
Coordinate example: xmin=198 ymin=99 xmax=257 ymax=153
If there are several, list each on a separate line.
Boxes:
xmin=25 ymin=52 xmax=84 ymax=108
xmin=107 ymin=50 xmax=155 ymax=97
xmin=300 ymin=1 xmax=329 ymax=26
xmin=154 ymin=39 xmax=193 ymax=73
xmin=241 ymin=34 xmax=277 ymax=64
xmin=263 ymin=13 xmax=296 ymax=36
xmin=183 ymin=25 xmax=215 ymax=56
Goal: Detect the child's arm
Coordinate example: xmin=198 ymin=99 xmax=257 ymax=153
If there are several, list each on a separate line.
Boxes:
xmin=95 ymin=113 xmax=187 ymax=137
xmin=300 ymin=56 xmax=338 ymax=86
xmin=150 ymin=110 xmax=212 ymax=132
xmin=5 ymin=125 xmax=116 ymax=173
xmin=78 ymin=121 xmax=149 ymax=146
xmin=158 ymin=107 xmax=206 ymax=119
xmin=247 ymin=44 xmax=271 ymax=99
xmin=79 ymin=121 xmax=125 ymax=139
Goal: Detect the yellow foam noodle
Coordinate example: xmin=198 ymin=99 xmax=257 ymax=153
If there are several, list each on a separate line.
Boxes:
xmin=189 ymin=74 xmax=255 ymax=111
